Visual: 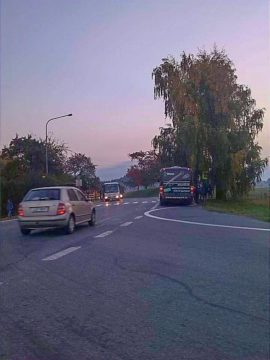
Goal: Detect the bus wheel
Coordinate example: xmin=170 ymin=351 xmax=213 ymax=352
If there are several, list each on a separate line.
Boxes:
xmin=160 ymin=198 xmax=166 ymax=206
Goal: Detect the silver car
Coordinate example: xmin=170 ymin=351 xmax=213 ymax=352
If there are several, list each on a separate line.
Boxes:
xmin=18 ymin=186 xmax=96 ymax=235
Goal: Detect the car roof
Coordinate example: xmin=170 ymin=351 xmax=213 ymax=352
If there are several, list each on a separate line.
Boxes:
xmin=29 ymin=186 xmax=80 ymax=191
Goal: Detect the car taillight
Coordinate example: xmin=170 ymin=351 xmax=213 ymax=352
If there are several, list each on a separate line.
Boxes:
xmin=57 ymin=203 xmax=66 ymax=215
xmin=18 ymin=205 xmax=24 ymax=217
xmin=160 ymin=186 xmax=164 ymax=193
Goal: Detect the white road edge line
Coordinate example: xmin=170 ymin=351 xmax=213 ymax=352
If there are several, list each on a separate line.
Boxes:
xmin=120 ymin=222 xmax=133 ymax=227
xmin=144 ymin=208 xmax=270 ymax=232
xmin=95 ymin=230 xmax=114 ymax=238
xmin=150 ymin=202 xmax=159 ymax=211
xmin=134 ymin=216 xmax=143 ymax=220
xmin=42 ymin=246 xmax=81 ymax=261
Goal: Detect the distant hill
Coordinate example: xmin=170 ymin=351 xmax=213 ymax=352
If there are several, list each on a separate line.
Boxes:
xmin=256 ymin=178 xmax=270 ymax=188
xmin=262 ymin=165 xmax=270 ymax=180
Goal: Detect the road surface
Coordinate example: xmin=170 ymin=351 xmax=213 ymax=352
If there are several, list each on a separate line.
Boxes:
xmin=0 ymin=198 xmax=269 ymax=360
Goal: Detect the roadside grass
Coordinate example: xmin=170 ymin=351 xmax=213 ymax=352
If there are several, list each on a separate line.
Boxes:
xmin=125 ymin=188 xmax=159 ymax=198
xmin=205 ymin=188 xmax=270 ymax=222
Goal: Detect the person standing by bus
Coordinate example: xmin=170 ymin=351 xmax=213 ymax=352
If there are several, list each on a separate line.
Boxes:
xmin=7 ymin=198 xmax=14 ymax=219
xmin=196 ymin=181 xmax=203 ymax=203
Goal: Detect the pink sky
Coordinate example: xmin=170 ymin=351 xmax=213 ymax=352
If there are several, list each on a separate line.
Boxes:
xmin=1 ymin=0 xmax=269 ymax=172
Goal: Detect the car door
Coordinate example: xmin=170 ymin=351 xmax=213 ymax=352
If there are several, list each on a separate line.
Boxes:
xmin=67 ymin=188 xmax=81 ymax=222
xmin=75 ymin=189 xmax=92 ymax=222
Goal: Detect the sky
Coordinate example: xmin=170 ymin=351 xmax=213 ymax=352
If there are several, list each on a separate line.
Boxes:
xmin=1 ymin=0 xmax=269 ymax=178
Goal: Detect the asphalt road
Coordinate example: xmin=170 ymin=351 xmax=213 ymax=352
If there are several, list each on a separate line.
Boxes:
xmin=0 ymin=198 xmax=269 ymax=360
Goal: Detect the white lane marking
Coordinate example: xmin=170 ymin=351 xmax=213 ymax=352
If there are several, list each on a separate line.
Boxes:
xmin=144 ymin=208 xmax=270 ymax=232
xmin=134 ymin=216 xmax=143 ymax=220
xmin=152 ymin=200 xmax=157 ymax=203
xmin=95 ymin=230 xmax=113 ymax=238
xmin=0 ymin=282 xmax=4 ymax=286
xmin=96 ymin=204 xmax=102 ymax=207
xmin=133 ymin=201 xmax=138 ymax=204
xmin=42 ymin=246 xmax=81 ymax=261
xmin=123 ymin=202 xmax=130 ymax=205
xmin=120 ymin=221 xmax=133 ymax=227
xmin=142 ymin=201 xmax=148 ymax=204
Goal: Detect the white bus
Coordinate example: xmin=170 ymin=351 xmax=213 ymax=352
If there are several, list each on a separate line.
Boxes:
xmin=103 ymin=182 xmax=124 ymax=201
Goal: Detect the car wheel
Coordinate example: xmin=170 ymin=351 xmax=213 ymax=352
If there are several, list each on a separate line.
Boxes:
xmin=89 ymin=210 xmax=96 ymax=226
xmin=65 ymin=215 xmax=75 ymax=234
xmin=20 ymin=228 xmax=31 ymax=235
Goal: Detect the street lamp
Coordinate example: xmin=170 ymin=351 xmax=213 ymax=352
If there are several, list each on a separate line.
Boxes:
xmin=45 ymin=113 xmax=72 ymax=175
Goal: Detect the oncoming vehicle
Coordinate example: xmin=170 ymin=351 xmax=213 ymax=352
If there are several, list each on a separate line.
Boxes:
xmin=159 ymin=166 xmax=194 ymax=205
xmin=103 ymin=182 xmax=124 ymax=201
xmin=18 ymin=186 xmax=96 ymax=235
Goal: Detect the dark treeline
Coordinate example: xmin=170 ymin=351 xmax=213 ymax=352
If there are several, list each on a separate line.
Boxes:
xmin=0 ymin=135 xmax=100 ymax=216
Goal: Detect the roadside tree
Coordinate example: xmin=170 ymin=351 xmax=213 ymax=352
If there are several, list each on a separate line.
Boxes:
xmin=152 ymin=47 xmax=268 ymax=198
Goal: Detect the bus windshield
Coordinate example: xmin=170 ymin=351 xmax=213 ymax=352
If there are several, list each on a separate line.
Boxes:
xmin=104 ymin=183 xmax=119 ymax=193
xmin=161 ymin=168 xmax=191 ymax=182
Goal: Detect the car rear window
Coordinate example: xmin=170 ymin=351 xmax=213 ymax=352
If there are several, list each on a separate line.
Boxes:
xmin=24 ymin=189 xmax=60 ymax=201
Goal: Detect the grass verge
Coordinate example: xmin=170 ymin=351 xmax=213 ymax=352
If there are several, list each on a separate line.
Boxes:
xmin=204 ymin=198 xmax=270 ymax=222
xmin=125 ymin=188 xmax=159 ymax=198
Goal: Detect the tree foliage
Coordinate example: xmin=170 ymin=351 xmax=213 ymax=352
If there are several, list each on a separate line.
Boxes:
xmin=1 ymin=134 xmax=66 ymax=176
xmin=65 ymin=153 xmax=100 ymax=191
xmin=126 ymin=150 xmax=160 ymax=189
xmin=0 ymin=135 xmax=99 ymax=216
xmin=152 ymin=47 xmax=268 ymax=198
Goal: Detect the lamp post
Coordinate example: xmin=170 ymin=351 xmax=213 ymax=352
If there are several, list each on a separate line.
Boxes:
xmin=45 ymin=113 xmax=72 ymax=175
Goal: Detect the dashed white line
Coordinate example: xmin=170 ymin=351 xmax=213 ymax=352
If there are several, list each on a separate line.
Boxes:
xmin=95 ymin=230 xmax=114 ymax=238
xmin=142 ymin=201 xmax=148 ymax=204
xmin=123 ymin=202 xmax=130 ymax=205
xmin=96 ymin=204 xmax=102 ymax=207
xmin=152 ymin=200 xmax=157 ymax=203
xmin=120 ymin=221 xmax=133 ymax=227
xmin=42 ymin=246 xmax=81 ymax=261
xmin=133 ymin=201 xmax=138 ymax=204
xmin=134 ymin=216 xmax=143 ymax=220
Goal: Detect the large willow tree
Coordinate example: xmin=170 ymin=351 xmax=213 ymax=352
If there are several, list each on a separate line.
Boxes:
xmin=152 ymin=48 xmax=267 ymax=198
